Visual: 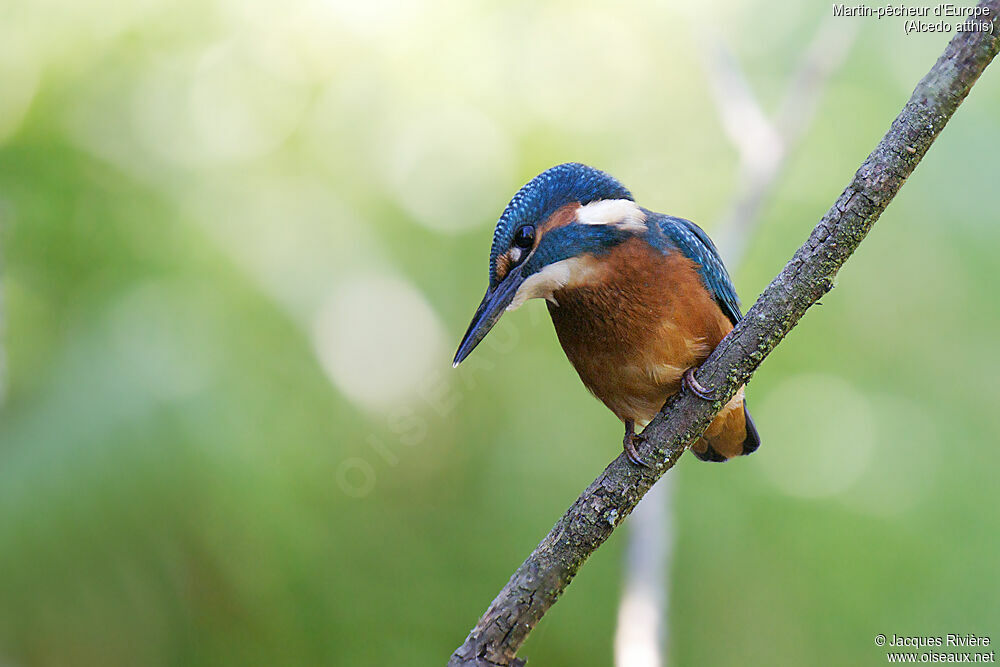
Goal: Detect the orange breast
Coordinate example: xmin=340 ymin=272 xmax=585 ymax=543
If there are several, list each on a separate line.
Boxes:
xmin=548 ymin=238 xmax=733 ymax=427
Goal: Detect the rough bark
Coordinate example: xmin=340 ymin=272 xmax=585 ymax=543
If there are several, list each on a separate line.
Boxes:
xmin=449 ymin=8 xmax=1000 ymax=666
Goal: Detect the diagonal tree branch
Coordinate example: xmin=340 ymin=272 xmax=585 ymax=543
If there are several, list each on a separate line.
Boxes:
xmin=449 ymin=8 xmax=1000 ymax=666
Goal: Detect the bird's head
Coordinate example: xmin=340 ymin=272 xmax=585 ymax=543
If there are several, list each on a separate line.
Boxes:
xmin=454 ymin=162 xmax=648 ymax=366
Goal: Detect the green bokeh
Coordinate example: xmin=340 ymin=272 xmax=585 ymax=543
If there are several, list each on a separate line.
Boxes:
xmin=1 ymin=1 xmax=998 ymax=665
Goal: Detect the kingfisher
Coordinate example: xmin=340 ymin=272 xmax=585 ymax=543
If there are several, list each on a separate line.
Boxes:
xmin=453 ymin=163 xmax=760 ymax=465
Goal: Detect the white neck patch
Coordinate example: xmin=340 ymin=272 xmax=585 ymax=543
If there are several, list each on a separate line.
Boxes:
xmin=575 ymin=199 xmax=647 ymax=232
xmin=507 ymin=256 xmax=604 ymax=310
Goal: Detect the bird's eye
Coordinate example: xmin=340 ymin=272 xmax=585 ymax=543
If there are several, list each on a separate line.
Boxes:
xmin=513 ymin=225 xmax=535 ymax=249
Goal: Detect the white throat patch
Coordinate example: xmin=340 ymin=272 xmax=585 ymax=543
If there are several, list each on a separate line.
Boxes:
xmin=575 ymin=199 xmax=647 ymax=232
xmin=507 ymin=256 xmax=602 ymax=310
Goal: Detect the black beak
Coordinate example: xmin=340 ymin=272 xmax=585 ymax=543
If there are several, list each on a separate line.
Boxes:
xmin=453 ymin=265 xmax=526 ymax=367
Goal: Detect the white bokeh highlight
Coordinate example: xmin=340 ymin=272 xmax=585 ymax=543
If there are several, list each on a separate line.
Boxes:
xmin=756 ymin=373 xmax=876 ymax=499
xmin=840 ymin=395 xmax=940 ymax=517
xmin=130 ymin=40 xmax=309 ymax=167
xmin=382 ymin=104 xmax=514 ymax=234
xmin=312 ymin=274 xmax=448 ymax=412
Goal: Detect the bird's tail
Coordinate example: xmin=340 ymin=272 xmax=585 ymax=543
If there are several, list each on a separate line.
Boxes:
xmin=690 ymin=389 xmax=760 ymax=462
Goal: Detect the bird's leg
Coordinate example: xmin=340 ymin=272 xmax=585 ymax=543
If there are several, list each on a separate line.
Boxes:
xmin=682 ymin=367 xmax=717 ymax=401
xmin=622 ymin=419 xmax=648 ymax=467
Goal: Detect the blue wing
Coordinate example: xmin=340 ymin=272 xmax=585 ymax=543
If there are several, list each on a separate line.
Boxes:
xmin=648 ymin=213 xmax=742 ymax=325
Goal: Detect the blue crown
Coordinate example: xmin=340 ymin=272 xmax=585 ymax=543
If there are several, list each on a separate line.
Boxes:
xmin=488 ymin=163 xmax=632 ymax=286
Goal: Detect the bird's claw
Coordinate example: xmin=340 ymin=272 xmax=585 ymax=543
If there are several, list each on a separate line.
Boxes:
xmin=622 ymin=421 xmax=649 ymax=467
xmin=682 ymin=367 xmax=716 ymax=401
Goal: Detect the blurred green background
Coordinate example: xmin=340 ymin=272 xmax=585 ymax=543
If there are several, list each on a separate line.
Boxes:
xmin=1 ymin=0 xmax=998 ymax=665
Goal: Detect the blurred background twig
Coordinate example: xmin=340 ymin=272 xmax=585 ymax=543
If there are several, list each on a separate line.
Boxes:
xmin=615 ymin=17 xmax=857 ymax=667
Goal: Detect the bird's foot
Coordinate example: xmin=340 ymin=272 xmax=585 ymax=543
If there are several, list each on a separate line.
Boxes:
xmin=622 ymin=420 xmax=648 ymax=467
xmin=682 ymin=367 xmax=717 ymax=401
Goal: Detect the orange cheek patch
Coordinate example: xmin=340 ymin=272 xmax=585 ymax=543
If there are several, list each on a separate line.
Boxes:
xmin=539 ymin=202 xmax=581 ymax=234
xmin=495 ymin=253 xmax=512 ymax=283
